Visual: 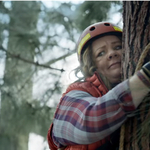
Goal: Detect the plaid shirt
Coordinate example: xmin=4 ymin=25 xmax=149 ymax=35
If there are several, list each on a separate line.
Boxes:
xmin=52 ymin=79 xmax=136 ymax=147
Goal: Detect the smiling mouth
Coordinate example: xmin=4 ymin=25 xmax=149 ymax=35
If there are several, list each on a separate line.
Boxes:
xmin=109 ymin=62 xmax=121 ymax=68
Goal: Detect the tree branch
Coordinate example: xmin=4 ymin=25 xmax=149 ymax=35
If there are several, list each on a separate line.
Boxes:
xmin=0 ymin=45 xmax=65 ymax=72
xmin=45 ymin=49 xmax=76 ymax=65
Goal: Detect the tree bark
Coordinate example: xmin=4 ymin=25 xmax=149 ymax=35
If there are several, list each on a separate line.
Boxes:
xmin=122 ymin=1 xmax=150 ymax=150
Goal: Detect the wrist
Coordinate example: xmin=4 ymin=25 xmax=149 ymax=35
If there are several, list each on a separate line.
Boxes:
xmin=136 ymin=70 xmax=150 ymax=88
xmin=130 ymin=71 xmax=150 ymax=108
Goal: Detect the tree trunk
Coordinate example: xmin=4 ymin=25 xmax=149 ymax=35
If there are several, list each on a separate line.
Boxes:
xmin=0 ymin=1 xmax=40 ymax=150
xmin=121 ymin=1 xmax=150 ymax=150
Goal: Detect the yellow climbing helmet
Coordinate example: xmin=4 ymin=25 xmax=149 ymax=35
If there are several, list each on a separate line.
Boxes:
xmin=77 ymin=22 xmax=122 ymax=62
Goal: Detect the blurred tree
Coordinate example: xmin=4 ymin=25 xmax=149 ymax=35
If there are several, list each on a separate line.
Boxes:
xmin=0 ymin=1 xmax=42 ymax=150
xmin=120 ymin=1 xmax=150 ymax=150
xmin=74 ymin=1 xmax=122 ymax=31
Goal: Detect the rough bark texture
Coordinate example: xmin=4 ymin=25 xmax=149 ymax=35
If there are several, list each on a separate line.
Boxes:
xmin=122 ymin=1 xmax=150 ymax=150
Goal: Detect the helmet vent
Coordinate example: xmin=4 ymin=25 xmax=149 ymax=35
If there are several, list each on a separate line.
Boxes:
xmin=89 ymin=26 xmax=95 ymax=31
xmin=104 ymin=23 xmax=110 ymax=26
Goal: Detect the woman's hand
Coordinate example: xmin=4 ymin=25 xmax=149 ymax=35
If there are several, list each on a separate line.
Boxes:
xmin=129 ymin=68 xmax=150 ymax=108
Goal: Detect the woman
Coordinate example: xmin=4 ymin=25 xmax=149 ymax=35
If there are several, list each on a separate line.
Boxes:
xmin=47 ymin=22 xmax=150 ymax=150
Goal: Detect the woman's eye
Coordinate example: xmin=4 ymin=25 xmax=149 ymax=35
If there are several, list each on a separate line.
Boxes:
xmin=97 ymin=51 xmax=105 ymax=57
xmin=115 ymin=45 xmax=122 ymax=50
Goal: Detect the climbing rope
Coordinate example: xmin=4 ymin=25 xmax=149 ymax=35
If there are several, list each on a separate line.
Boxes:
xmin=119 ymin=43 xmax=150 ymax=150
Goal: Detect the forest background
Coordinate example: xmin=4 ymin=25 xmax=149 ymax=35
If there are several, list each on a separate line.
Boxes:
xmin=0 ymin=1 xmax=122 ymax=150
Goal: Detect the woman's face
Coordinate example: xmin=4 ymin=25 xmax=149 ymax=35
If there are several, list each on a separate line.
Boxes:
xmin=92 ymin=35 xmax=122 ymax=84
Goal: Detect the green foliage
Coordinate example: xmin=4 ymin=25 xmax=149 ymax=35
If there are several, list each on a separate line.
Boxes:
xmin=74 ymin=1 xmax=122 ymax=31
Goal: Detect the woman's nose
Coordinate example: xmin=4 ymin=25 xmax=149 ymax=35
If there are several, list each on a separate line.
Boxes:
xmin=107 ymin=51 xmax=118 ymax=60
